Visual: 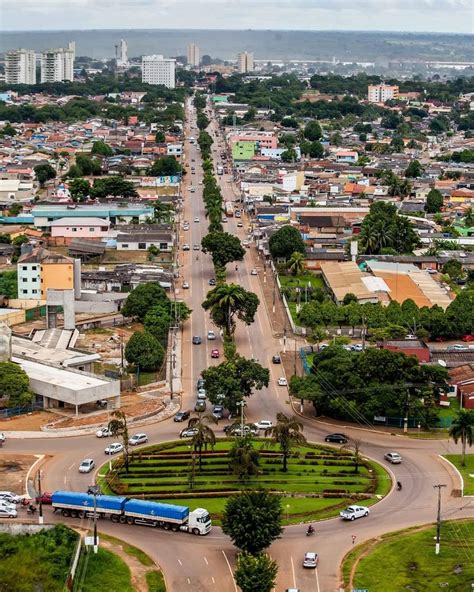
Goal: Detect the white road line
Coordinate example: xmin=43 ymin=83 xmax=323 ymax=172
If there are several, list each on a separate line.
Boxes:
xmin=290 ymin=555 xmax=296 ymax=588
xmin=177 ymin=559 xmax=183 ymax=566
xmin=315 ymin=567 xmax=321 ymax=592
xmin=221 ymin=550 xmax=238 ymax=592
xmin=211 ymin=576 xmax=215 ymax=584
xmin=187 ymin=577 xmax=191 ymax=584
xmin=68 ymin=461 xmax=75 ymax=470
xmin=204 ymin=556 xmax=209 ymax=565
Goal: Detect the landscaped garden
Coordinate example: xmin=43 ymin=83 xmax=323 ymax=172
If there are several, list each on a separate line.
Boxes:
xmin=101 ymin=439 xmax=390 ymax=525
xmin=341 ymin=520 xmax=474 ymax=592
xmin=444 ymin=453 xmax=474 ymax=495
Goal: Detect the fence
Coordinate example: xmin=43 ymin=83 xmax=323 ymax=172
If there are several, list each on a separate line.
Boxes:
xmin=0 ymin=402 xmax=43 ymax=418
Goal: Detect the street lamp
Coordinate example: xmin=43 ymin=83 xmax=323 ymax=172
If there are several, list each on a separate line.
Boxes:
xmin=236 ymin=401 xmax=246 ymax=434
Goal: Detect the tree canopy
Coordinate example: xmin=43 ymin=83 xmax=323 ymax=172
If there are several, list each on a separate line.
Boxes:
xmin=234 ymin=552 xmax=278 ymax=592
xmin=122 ymin=283 xmax=168 ymax=320
xmin=201 ymin=231 xmax=245 ymax=269
xmin=269 ymin=225 xmax=306 ymax=259
xmin=202 ymin=284 xmax=259 ymax=339
xmin=0 ymin=362 xmax=33 ymax=408
xmin=149 ymin=155 xmax=182 ymax=177
xmin=425 ymin=189 xmax=444 ymax=213
xmin=124 ymin=331 xmax=165 ymax=371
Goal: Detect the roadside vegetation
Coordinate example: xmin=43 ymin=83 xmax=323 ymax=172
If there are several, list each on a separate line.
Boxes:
xmin=444 ymin=453 xmax=474 ymax=495
xmin=341 ymin=520 xmax=474 ymax=592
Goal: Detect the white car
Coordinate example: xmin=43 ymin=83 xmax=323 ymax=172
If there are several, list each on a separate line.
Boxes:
xmin=0 ymin=506 xmax=17 ymax=518
xmin=0 ymin=432 xmax=5 ymax=444
xmin=182 ymin=244 xmax=190 ymax=251
xmin=237 ymin=222 xmax=243 ymax=227
xmin=250 ymin=268 xmax=258 ymax=276
xmin=183 ymin=281 xmax=190 ymax=289
xmin=303 ymin=552 xmax=319 ymax=568
xmin=197 ymin=389 xmax=207 ymax=400
xmin=194 ymin=217 xmax=200 ymax=223
xmin=96 ymin=427 xmax=111 ymax=438
xmin=105 ymin=442 xmax=124 ymax=455
xmin=340 ymin=505 xmax=370 ymax=520
xmin=207 ymin=330 xmax=216 ymax=340
xmin=0 ymin=491 xmax=23 ymax=504
xmin=129 ymin=433 xmax=148 ymax=446
xmin=79 ymin=459 xmax=95 ymax=473
xmin=193 ymin=244 xmax=200 ymax=251
xmin=222 ymin=217 xmax=228 ymax=223
xmin=254 ymin=420 xmax=273 ymax=431
xmin=278 ymin=377 xmax=288 ymax=386
xmin=384 ymin=452 xmax=402 ymax=464
xmin=0 ymin=499 xmax=17 ymax=512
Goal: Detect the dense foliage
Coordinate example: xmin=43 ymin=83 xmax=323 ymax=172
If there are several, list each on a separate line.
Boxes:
xmin=234 ymin=552 xmax=278 ymax=592
xmin=269 ymin=225 xmax=306 ymax=259
xmin=359 ymin=202 xmax=420 ymax=254
xmin=0 ymin=361 xmax=33 ymax=408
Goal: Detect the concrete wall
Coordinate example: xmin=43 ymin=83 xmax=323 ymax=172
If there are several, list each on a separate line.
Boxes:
xmin=74 ymin=300 xmax=119 ymax=314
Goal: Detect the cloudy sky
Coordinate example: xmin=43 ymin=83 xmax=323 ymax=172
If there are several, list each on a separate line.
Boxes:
xmin=0 ymin=0 xmax=472 ymax=33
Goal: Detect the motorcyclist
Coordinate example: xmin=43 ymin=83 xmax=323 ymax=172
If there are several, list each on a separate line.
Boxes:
xmin=235 ymin=265 xmax=238 ymax=271
xmin=307 ymin=524 xmax=314 ymax=535
xmin=397 ymin=481 xmax=402 ymax=490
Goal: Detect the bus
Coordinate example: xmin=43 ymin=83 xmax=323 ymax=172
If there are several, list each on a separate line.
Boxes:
xmin=225 ymin=201 xmax=234 ymax=217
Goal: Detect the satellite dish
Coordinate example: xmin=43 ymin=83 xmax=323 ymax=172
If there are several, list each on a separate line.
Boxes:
xmin=437 ymin=359 xmax=447 ymax=367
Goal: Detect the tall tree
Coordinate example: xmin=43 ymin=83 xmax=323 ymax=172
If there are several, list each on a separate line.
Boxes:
xmin=34 ymin=164 xmax=56 ymax=187
xmin=149 ymin=156 xmax=181 ymax=177
xmin=449 ymin=409 xmax=474 ymax=466
xmin=405 ymin=159 xmax=424 ymax=178
xmin=265 ymin=413 xmax=306 ymax=472
xmin=229 ymin=436 xmax=260 ymax=482
xmin=0 ymin=362 xmax=33 ymax=408
xmin=269 ymin=225 xmax=306 ymax=260
xmin=122 ymin=282 xmax=168 ymax=320
xmin=287 ymin=251 xmax=306 ymax=276
xmin=221 ymin=491 xmax=283 ymax=555
xmin=303 ymin=120 xmax=323 ymax=141
xmin=108 ymin=410 xmax=130 ymax=470
xmin=202 ymin=284 xmax=259 ymax=339
xmin=187 ymin=414 xmax=217 ymax=471
xmin=234 ymin=552 xmax=278 ymax=592
xmin=201 ymin=231 xmax=245 ymax=269
xmin=124 ymin=331 xmax=165 ymax=371
xmin=425 ymin=189 xmax=444 ymax=214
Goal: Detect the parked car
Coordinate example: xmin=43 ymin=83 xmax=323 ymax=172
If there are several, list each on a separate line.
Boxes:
xmin=182 ymin=281 xmax=190 ymax=289
xmin=207 ymin=330 xmax=216 ymax=340
xmin=129 ymin=433 xmax=148 ymax=446
xmin=196 ymin=377 xmax=205 ymax=389
xmin=303 ymin=552 xmax=319 ymax=568
xmin=0 ymin=432 xmax=5 ymax=444
xmin=272 ymin=355 xmax=281 ymax=364
xmin=225 ymin=424 xmax=258 ymax=437
xmin=96 ymin=427 xmax=112 ymax=438
xmin=197 ymin=389 xmax=207 ymax=400
xmin=340 ymin=505 xmax=370 ymax=520
xmin=174 ymin=410 xmax=191 ymax=422
xmin=278 ymin=377 xmax=288 ymax=386
xmin=35 ymin=492 xmax=53 ymax=505
xmin=192 ymin=336 xmax=202 ymax=345
xmin=254 ymin=420 xmax=273 ymax=431
xmin=182 ymin=244 xmax=190 ymax=251
xmin=194 ymin=400 xmax=206 ymax=412
xmin=384 ymin=452 xmax=402 ymax=464
xmin=325 ymin=433 xmax=348 ymax=444
xmin=212 ymin=405 xmax=224 ymax=419
xmin=250 ymin=268 xmax=258 ymax=276
xmin=351 ymin=344 xmax=363 ymax=352
xmin=0 ymin=506 xmax=17 ymax=518
xmin=180 ymin=427 xmax=198 ymax=438
xmin=447 ymin=344 xmax=469 ymax=351
xmin=0 ymin=491 xmax=23 ymax=504
xmin=0 ymin=499 xmax=17 ymax=512
xmin=194 ymin=217 xmax=200 ymax=223
xmin=193 ymin=244 xmax=200 ymax=251
xmin=208 ymin=278 xmax=216 ymax=286
xmin=405 ymin=334 xmax=416 ymax=340
xmin=462 ymin=334 xmax=474 ymax=342
xmin=79 ymin=459 xmax=95 ymax=473
xmin=104 ymin=443 xmax=124 ymax=455
xmin=237 ymin=222 xmax=243 ymax=227
xmin=211 ymin=349 xmax=220 ymax=358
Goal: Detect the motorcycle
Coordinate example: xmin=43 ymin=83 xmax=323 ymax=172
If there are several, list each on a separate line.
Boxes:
xmin=397 ymin=481 xmax=402 ymax=491
xmin=27 ymin=504 xmax=37 ymax=515
xmin=306 ymin=526 xmax=315 ymax=536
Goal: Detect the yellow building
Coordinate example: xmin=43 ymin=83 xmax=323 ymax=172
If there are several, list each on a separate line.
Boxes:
xmin=40 ymin=252 xmax=74 ymax=297
xmin=17 ymin=247 xmax=76 ymax=300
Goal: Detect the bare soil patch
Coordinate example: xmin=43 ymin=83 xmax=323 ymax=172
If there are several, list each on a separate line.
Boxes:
xmin=0 ymin=453 xmax=38 ymax=494
xmin=1 ymin=410 xmax=61 ymax=431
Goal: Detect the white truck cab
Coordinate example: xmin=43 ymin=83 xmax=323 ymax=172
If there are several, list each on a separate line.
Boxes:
xmin=182 ymin=508 xmax=212 ymax=535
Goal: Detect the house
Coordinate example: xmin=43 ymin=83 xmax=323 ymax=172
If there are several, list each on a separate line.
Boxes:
xmin=320 ymin=261 xmax=379 ymax=305
xmin=0 ymin=178 xmax=36 ymax=202
xmin=50 ymin=217 xmax=111 ymax=243
xmin=335 ymin=150 xmax=358 ymax=163
xmin=31 ymin=203 xmax=154 ymax=229
xmin=381 ymin=339 xmax=430 ymax=363
xmin=116 ymin=227 xmax=174 ymax=252
xmin=448 ymin=365 xmax=474 ymax=409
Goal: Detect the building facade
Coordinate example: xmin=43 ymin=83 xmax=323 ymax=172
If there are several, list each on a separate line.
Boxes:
xmin=187 ymin=44 xmax=200 ymax=67
xmin=142 ymin=55 xmax=176 ymax=88
xmin=367 ymin=84 xmax=399 ymax=103
xmin=5 ymin=49 xmax=36 ymax=84
xmin=40 ymin=44 xmax=75 ymax=82
xmin=116 ymin=39 xmax=129 ymax=68
xmin=17 ymin=248 xmax=77 ymax=299
xmin=238 ymin=51 xmax=254 ymax=73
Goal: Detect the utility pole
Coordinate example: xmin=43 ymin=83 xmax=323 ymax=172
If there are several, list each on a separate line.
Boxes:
xmin=433 ymin=484 xmax=447 ymax=555
xmin=37 ymin=470 xmax=43 ymax=525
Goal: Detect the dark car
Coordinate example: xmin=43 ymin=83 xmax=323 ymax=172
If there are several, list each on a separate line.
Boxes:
xmin=174 ymin=410 xmax=191 ymax=422
xmin=325 ymin=433 xmax=348 ymax=444
xmin=194 ymin=400 xmax=206 ymax=412
xmin=192 ymin=336 xmax=202 ymax=345
xmin=212 ymin=405 xmax=224 ymax=419
xmin=35 ymin=492 xmax=53 ymax=505
xmin=208 ymin=278 xmax=216 ymax=286
xmin=272 ymin=355 xmax=281 ymax=364
xmin=196 ymin=378 xmax=205 ymax=389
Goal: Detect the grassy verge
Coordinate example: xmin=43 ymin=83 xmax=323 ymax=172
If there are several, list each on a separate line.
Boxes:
xmin=341 ymin=520 xmax=474 ymax=592
xmin=75 ymin=547 xmax=133 ymax=592
xmin=444 ymin=454 xmax=474 ymax=495
xmin=100 ymin=439 xmax=390 ymax=525
xmin=146 ymin=570 xmax=167 ymax=592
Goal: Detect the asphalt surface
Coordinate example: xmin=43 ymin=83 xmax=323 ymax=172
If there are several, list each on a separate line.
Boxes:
xmin=6 ymin=97 xmax=474 ymax=592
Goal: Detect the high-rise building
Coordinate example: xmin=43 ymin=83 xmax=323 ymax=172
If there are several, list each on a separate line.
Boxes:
xmin=40 ymin=44 xmax=75 ymax=83
xmin=238 ymin=51 xmax=254 ymax=74
xmin=187 ymin=44 xmax=200 ymax=68
xmin=5 ymin=49 xmax=36 ymax=85
xmin=142 ymin=55 xmax=176 ymax=88
xmin=116 ymin=39 xmax=129 ymax=68
xmin=367 ymin=84 xmax=399 ymax=103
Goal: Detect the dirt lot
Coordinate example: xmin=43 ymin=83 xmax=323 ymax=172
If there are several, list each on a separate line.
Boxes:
xmin=0 ymin=453 xmax=38 ymax=495
xmin=76 ymin=324 xmax=143 ymax=363
xmin=0 ymin=410 xmax=61 ymax=431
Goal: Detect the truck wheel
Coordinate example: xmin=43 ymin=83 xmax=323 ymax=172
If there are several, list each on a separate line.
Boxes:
xmin=192 ymin=528 xmax=200 ymax=535
xmin=126 ymin=517 xmax=134 ymax=525
xmin=70 ymin=511 xmax=78 ymax=518
xmin=78 ymin=511 xmax=85 ymax=518
xmin=171 ymin=524 xmax=178 ymax=532
xmin=119 ymin=516 xmax=127 ymax=524
xmin=163 ymin=523 xmax=170 ymax=530
xmin=62 ymin=510 xmax=70 ymax=517
xmin=111 ymin=515 xmax=119 ymax=523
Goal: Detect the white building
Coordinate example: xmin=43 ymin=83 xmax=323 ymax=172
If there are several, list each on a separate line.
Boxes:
xmin=238 ymin=51 xmax=254 ymax=74
xmin=187 ymin=43 xmax=200 ymax=67
xmin=116 ymin=39 xmax=129 ymax=68
xmin=142 ymin=55 xmax=176 ymax=88
xmin=40 ymin=44 xmax=75 ymax=83
xmin=5 ymin=49 xmax=36 ymax=85
xmin=367 ymin=84 xmax=399 ymax=103
xmin=17 ymin=259 xmax=41 ymax=299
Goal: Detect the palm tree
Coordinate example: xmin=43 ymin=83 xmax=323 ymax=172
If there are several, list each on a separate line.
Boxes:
xmin=188 ymin=413 xmax=217 ymax=471
xmin=107 ymin=410 xmax=130 ymax=470
xmin=464 ymin=207 xmax=474 ymax=228
xmin=287 ymin=251 xmax=306 ymax=276
xmin=152 ymin=201 xmax=172 ymax=223
xmin=265 ymin=412 xmax=306 ymax=472
xmin=449 ymin=409 xmax=474 ymax=467
xmin=228 ymin=435 xmax=260 ymax=482
xmin=341 ymin=437 xmax=363 ymax=474
xmin=202 ymin=283 xmax=258 ymax=339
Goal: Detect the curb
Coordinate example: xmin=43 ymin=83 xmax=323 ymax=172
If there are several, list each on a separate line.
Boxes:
xmin=438 ymin=454 xmax=466 ymax=496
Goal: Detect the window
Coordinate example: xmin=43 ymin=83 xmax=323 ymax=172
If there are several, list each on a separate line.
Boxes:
xmin=138 ymin=243 xmax=146 ymax=250
xmin=89 ymin=228 xmax=95 ymax=232
xmin=159 ymin=243 xmax=168 ymax=250
xmin=22 ymin=266 xmax=27 ymax=271
xmin=22 ymin=278 xmax=27 ymax=282
xmin=32 ymin=278 xmax=37 ymax=282
xmin=22 ymin=289 xmax=27 ymax=294
xmin=32 ymin=289 xmax=37 ymax=294
xmin=122 ymin=244 xmax=128 ymax=248
xmin=31 ymin=266 xmax=37 ymax=271
xmin=72 ymin=228 xmax=77 ymax=232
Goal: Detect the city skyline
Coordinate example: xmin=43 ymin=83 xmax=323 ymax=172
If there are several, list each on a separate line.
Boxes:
xmin=1 ymin=0 xmax=472 ymax=34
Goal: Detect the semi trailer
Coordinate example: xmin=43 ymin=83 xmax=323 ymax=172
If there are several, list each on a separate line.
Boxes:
xmin=51 ymin=491 xmax=211 ymax=535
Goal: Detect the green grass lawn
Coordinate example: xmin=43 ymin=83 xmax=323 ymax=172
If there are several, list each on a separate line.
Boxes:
xmin=102 ymin=439 xmax=388 ymax=525
xmin=75 ymin=548 xmax=134 ymax=592
xmin=444 ymin=454 xmax=474 ymax=495
xmin=279 ymin=272 xmax=324 ymax=290
xmin=343 ymin=521 xmax=474 ymax=592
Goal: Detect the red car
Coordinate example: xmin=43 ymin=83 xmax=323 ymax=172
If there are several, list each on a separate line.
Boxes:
xmin=35 ymin=492 xmax=53 ymax=505
xmin=462 ymin=334 xmax=474 ymax=342
xmin=211 ymin=349 xmax=220 ymax=358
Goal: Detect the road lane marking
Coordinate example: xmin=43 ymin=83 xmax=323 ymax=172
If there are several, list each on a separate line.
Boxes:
xmin=68 ymin=461 xmax=75 ymax=470
xmin=204 ymin=556 xmax=208 ymax=565
xmin=187 ymin=577 xmax=191 ymax=584
xmin=315 ymin=567 xmax=321 ymax=592
xmin=221 ymin=550 xmax=238 ymax=592
xmin=211 ymin=577 xmax=215 ymax=584
xmin=290 ymin=555 xmax=296 ymax=587
xmin=177 ymin=559 xmax=182 ymax=566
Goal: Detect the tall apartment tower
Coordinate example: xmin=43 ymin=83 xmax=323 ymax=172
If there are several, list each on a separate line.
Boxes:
xmin=5 ymin=49 xmax=36 ymax=84
xmin=116 ymin=39 xmax=129 ymax=68
xmin=40 ymin=45 xmax=75 ymax=82
xmin=142 ymin=55 xmax=176 ymax=88
xmin=367 ymin=84 xmax=399 ymax=103
xmin=187 ymin=44 xmax=200 ymax=67
xmin=238 ymin=51 xmax=254 ymax=74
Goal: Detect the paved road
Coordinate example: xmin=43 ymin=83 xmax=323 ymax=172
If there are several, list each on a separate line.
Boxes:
xmin=6 ymin=97 xmax=474 ymax=592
